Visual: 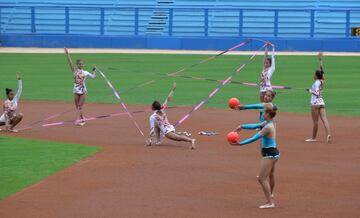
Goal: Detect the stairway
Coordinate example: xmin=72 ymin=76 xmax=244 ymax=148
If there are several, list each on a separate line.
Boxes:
xmin=146 ymin=0 xmax=174 ymax=35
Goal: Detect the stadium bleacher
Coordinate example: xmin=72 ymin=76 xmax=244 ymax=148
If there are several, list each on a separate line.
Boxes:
xmin=0 ymin=0 xmax=359 ymax=37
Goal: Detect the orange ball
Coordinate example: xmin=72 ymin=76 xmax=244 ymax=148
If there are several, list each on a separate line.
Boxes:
xmin=227 ymin=132 xmax=240 ymax=143
xmin=228 ymin=97 xmax=239 ymax=109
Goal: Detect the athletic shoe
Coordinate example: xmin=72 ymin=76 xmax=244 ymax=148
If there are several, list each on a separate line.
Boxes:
xmin=74 ymin=121 xmax=85 ymax=126
xmin=184 ymin=131 xmax=191 ymax=137
xmin=259 ymin=203 xmax=275 ymax=209
xmin=8 ymin=129 xmax=18 ymax=133
xmin=305 ymin=138 xmax=317 ymax=142
xmin=327 ymin=135 xmax=331 ymax=143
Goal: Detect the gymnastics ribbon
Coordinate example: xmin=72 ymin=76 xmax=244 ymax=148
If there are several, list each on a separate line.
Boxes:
xmin=168 ymin=39 xmax=252 ymax=76
xmin=18 ymin=108 xmax=76 ymax=131
xmin=174 ymin=44 xmax=266 ymax=127
xmin=168 ymin=74 xmax=291 ymax=89
xmin=97 ymin=68 xmax=148 ymax=143
xmin=19 ymin=107 xmax=176 ymax=130
xmin=121 ymin=39 xmax=252 ymax=94
xmin=41 ymin=111 xmax=130 ymax=127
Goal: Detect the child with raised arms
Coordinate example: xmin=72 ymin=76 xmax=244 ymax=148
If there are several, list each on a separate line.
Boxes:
xmin=260 ymin=43 xmax=276 ymax=102
xmin=64 ymin=48 xmax=96 ymax=126
xmin=147 ymin=82 xmax=196 ymax=149
xmin=306 ymin=52 xmax=331 ymax=143
xmin=0 ymin=74 xmax=23 ymax=132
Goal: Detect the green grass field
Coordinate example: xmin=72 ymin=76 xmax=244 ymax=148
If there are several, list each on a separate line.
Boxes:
xmin=0 ymin=53 xmax=359 ymax=116
xmin=0 ymin=136 xmax=101 ymax=199
xmin=0 ymin=52 xmax=358 ymax=201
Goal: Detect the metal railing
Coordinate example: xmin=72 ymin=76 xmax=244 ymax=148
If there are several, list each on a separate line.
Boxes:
xmin=0 ymin=5 xmax=359 ymax=37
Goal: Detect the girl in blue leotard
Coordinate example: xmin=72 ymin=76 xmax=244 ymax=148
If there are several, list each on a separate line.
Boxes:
xmin=230 ymin=107 xmax=279 ymax=209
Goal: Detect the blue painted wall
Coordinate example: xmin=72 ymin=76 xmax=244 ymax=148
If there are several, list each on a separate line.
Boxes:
xmin=1 ymin=3 xmax=360 ymax=51
xmin=1 ymin=34 xmax=359 ymax=51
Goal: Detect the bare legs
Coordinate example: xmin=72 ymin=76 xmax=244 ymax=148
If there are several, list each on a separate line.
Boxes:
xmin=319 ymin=108 xmax=331 ymax=143
xmin=165 ymin=131 xmax=196 ymax=149
xmin=310 ymin=106 xmax=319 ymax=139
xmin=269 ymin=164 xmax=275 ymax=197
xmin=307 ymin=106 xmax=331 ymax=143
xmin=10 ymin=113 xmax=23 ymax=130
xmin=74 ymin=93 xmax=86 ymax=125
xmin=0 ymin=113 xmax=23 ymax=132
xmin=258 ymin=158 xmax=277 ymax=208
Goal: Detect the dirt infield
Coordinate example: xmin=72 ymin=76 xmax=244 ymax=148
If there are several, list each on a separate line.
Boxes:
xmin=0 ymin=101 xmax=359 ymax=218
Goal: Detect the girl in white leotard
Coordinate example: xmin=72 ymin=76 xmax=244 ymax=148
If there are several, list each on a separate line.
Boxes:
xmin=306 ymin=52 xmax=331 ymax=143
xmin=148 ymin=82 xmax=196 ymax=149
xmin=64 ymin=48 xmax=96 ymax=126
xmin=0 ymin=74 xmax=23 ymax=132
xmin=260 ymin=43 xmax=275 ymax=102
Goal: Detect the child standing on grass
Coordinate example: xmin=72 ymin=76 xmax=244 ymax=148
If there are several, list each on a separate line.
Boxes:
xmin=230 ymin=107 xmax=279 ymax=209
xmin=148 ymin=82 xmax=196 ymax=149
xmin=0 ymin=74 xmax=23 ymax=132
xmin=260 ymin=43 xmax=276 ymax=102
xmin=64 ymin=48 xmax=97 ymax=126
xmin=306 ymin=52 xmax=331 ymax=143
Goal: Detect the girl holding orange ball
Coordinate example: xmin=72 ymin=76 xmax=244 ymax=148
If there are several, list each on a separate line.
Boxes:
xmin=229 ymin=107 xmax=279 ymax=209
xmin=229 ymin=90 xmax=276 ymax=122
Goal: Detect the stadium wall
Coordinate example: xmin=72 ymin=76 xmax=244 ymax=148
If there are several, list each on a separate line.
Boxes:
xmin=1 ymin=34 xmax=359 ymax=51
xmin=1 ymin=2 xmax=360 ymax=51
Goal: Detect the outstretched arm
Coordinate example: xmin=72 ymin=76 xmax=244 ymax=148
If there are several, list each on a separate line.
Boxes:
xmin=233 ymin=121 xmax=265 ymax=133
xmin=163 ymin=82 xmax=176 ymax=108
xmin=148 ymin=114 xmax=159 ymax=145
xmin=13 ymin=74 xmax=22 ymax=103
xmin=318 ymin=51 xmax=324 ymax=72
xmin=270 ymin=45 xmax=275 ymax=71
xmin=4 ymin=101 xmax=11 ymax=131
xmin=84 ymin=66 xmax=97 ymax=79
xmin=263 ymin=45 xmax=269 ymax=68
xmin=64 ymin=48 xmax=75 ymax=73
xmin=236 ymin=103 xmax=264 ymax=111
xmin=231 ymin=127 xmax=269 ymax=146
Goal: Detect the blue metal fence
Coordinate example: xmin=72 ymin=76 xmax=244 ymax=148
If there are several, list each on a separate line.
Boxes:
xmin=0 ymin=5 xmax=359 ymax=38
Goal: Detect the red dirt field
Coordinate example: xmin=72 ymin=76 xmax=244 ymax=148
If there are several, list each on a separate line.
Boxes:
xmin=0 ymin=101 xmax=359 ymax=218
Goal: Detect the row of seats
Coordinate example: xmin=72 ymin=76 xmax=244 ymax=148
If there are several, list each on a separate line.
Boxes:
xmin=2 ymin=0 xmax=359 ymax=7
xmin=0 ymin=0 xmax=155 ymax=6
xmin=174 ymin=0 xmax=316 ymax=8
xmin=0 ymin=0 xmax=359 ymax=37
